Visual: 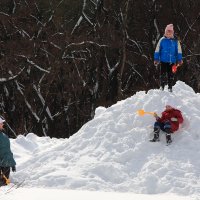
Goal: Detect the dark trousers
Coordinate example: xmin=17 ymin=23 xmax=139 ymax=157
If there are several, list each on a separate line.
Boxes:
xmin=0 ymin=167 xmax=10 ymax=186
xmin=154 ymin=121 xmax=171 ymax=133
xmin=160 ymin=62 xmax=174 ymax=89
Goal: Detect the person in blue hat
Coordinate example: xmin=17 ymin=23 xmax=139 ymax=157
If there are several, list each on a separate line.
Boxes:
xmin=0 ymin=117 xmax=16 ymax=186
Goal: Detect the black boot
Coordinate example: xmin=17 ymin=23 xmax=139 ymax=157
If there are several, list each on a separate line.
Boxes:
xmin=165 ymin=128 xmax=172 ymax=144
xmin=150 ymin=128 xmax=160 ymax=142
xmin=0 ymin=176 xmax=6 ymax=186
xmin=160 ymin=86 xmax=164 ymax=91
xmin=168 ymin=88 xmax=172 ymax=92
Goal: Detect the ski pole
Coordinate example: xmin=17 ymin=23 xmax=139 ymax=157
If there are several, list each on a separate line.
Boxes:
xmin=1 ymin=171 xmax=11 ymax=185
xmin=3 ymin=174 xmax=10 ymax=185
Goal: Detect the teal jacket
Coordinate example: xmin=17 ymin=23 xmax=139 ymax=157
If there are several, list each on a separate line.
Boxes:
xmin=0 ymin=132 xmax=16 ymax=167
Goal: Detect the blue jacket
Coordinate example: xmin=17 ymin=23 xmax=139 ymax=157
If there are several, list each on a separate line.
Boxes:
xmin=0 ymin=132 xmax=16 ymax=167
xmin=154 ymin=36 xmax=182 ymax=63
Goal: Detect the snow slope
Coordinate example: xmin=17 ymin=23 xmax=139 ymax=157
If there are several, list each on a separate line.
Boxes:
xmin=1 ymin=81 xmax=200 ymax=199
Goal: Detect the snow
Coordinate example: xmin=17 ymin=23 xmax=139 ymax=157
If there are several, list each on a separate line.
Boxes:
xmin=0 ymin=81 xmax=199 ymax=199
xmin=0 ymin=188 xmax=191 ymax=200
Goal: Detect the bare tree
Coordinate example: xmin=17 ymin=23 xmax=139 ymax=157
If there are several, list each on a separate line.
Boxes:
xmin=0 ymin=0 xmax=200 ymax=138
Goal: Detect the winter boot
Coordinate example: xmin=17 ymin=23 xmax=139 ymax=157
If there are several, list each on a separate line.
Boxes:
xmin=150 ymin=128 xmax=160 ymax=142
xmin=165 ymin=128 xmax=172 ymax=144
xmin=166 ymin=133 xmax=172 ymax=144
xmin=0 ymin=175 xmax=6 ymax=186
xmin=160 ymin=86 xmax=164 ymax=91
xmin=168 ymin=88 xmax=172 ymax=92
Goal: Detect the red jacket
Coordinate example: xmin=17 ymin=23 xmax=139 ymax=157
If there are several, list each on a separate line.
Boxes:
xmin=157 ymin=108 xmax=183 ymax=132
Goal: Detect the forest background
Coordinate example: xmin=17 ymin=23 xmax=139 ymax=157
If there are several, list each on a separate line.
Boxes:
xmin=0 ymin=0 xmax=200 ymax=138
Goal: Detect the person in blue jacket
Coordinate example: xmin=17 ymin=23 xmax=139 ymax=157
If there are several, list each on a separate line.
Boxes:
xmin=154 ymin=24 xmax=183 ymax=92
xmin=0 ymin=117 xmax=16 ymax=186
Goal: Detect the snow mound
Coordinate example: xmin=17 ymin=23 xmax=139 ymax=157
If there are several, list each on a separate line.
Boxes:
xmin=11 ymin=81 xmax=200 ymax=196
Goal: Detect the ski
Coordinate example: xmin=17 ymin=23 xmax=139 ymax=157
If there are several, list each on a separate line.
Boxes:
xmin=4 ymin=180 xmax=25 ymax=194
xmin=166 ymin=141 xmax=172 ymax=146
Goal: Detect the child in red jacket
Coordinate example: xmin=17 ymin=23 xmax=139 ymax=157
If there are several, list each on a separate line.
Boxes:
xmin=150 ymin=105 xmax=183 ymax=144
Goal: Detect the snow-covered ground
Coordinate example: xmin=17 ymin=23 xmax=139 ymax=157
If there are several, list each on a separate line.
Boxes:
xmin=0 ymin=81 xmax=199 ymax=199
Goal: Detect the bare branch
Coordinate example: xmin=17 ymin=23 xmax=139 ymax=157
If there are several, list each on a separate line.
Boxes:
xmin=65 ymin=41 xmax=107 ymax=49
xmin=0 ymin=12 xmax=10 ymax=17
xmin=182 ymin=12 xmax=200 ymax=42
xmin=12 ymin=0 xmax=17 ymax=14
xmin=17 ymin=55 xmax=50 ymax=73
xmin=0 ymin=67 xmax=25 ymax=83
xmin=33 ymin=84 xmax=54 ymax=121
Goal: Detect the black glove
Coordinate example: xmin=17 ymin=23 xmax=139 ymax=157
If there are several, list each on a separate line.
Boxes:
xmin=12 ymin=166 xmax=16 ymax=172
